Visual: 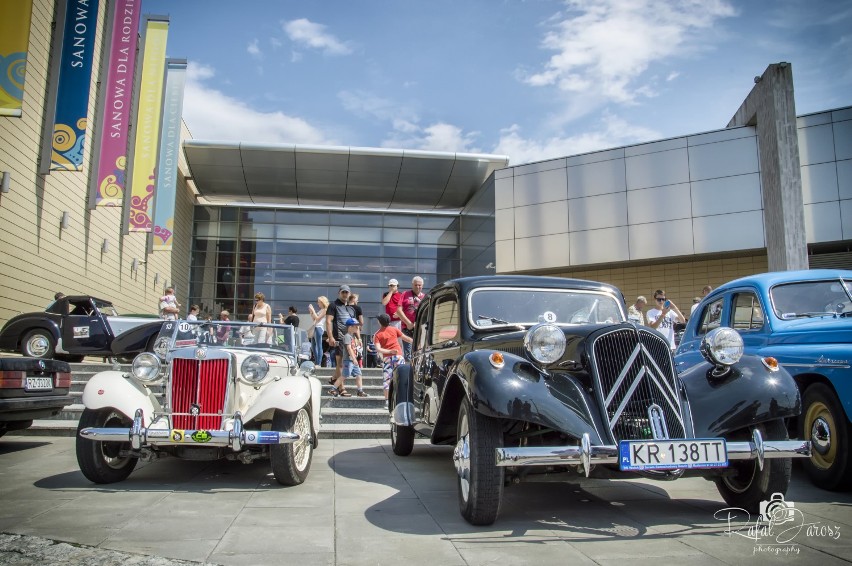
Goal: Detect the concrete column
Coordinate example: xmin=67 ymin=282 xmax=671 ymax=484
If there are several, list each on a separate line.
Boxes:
xmin=728 ymin=62 xmax=807 ymax=271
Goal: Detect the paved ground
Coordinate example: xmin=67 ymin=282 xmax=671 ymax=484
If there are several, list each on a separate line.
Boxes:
xmin=0 ymin=436 xmax=850 ymax=566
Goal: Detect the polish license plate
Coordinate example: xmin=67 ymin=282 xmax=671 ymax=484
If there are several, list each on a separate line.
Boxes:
xmin=619 ymin=438 xmax=728 ymax=471
xmin=25 ymin=377 xmax=53 ymax=391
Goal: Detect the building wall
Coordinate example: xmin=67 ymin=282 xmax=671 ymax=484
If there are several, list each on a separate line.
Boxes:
xmin=0 ymin=0 xmax=192 ymax=327
xmin=460 ymin=173 xmax=496 ymax=277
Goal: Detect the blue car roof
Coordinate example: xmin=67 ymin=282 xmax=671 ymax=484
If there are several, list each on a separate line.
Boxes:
xmin=717 ymin=269 xmax=852 ymax=291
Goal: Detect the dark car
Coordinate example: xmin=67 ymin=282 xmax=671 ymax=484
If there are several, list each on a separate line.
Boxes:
xmin=0 ymin=357 xmax=73 ymax=437
xmin=389 ymin=275 xmax=810 ymax=525
xmin=0 ymin=295 xmax=163 ymax=362
xmin=676 ymin=269 xmax=852 ymax=491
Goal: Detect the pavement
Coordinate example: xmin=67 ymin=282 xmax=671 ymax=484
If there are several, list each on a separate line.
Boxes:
xmin=0 ymin=436 xmax=850 ymax=566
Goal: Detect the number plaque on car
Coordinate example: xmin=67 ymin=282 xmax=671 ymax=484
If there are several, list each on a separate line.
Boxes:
xmin=618 ymin=438 xmax=728 ymax=471
xmin=25 ymin=377 xmax=53 ymax=391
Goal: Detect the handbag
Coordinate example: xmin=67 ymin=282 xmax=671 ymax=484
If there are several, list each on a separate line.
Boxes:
xmin=307 ymin=325 xmax=315 ymax=339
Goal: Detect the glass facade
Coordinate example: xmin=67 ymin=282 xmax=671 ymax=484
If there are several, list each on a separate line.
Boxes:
xmin=189 ymin=206 xmax=461 ymax=334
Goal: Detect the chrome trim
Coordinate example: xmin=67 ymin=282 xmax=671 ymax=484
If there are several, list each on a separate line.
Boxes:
xmin=494 ymin=439 xmax=811 ymax=467
xmin=782 ymin=363 xmax=851 ymax=369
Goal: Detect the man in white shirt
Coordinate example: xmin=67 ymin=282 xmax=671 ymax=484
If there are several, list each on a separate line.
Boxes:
xmin=647 ymin=289 xmax=685 ymax=349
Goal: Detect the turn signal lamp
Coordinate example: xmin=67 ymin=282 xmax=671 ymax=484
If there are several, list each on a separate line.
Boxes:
xmin=489 ymin=352 xmax=505 ymax=369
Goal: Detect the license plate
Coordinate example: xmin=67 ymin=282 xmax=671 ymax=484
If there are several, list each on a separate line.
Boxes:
xmin=25 ymin=377 xmax=53 ymax=391
xmin=619 ymin=438 xmax=727 ymax=471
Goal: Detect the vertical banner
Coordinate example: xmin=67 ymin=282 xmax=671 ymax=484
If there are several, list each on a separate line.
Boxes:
xmin=152 ymin=59 xmax=186 ymax=251
xmin=44 ymin=0 xmax=101 ymax=172
xmin=89 ymin=0 xmax=143 ymax=207
xmin=0 ymin=1 xmax=33 ymax=116
xmin=126 ymin=16 xmax=168 ymax=232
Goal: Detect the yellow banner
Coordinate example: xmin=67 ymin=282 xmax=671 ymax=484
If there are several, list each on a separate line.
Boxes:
xmin=128 ymin=18 xmax=169 ymax=232
xmin=0 ymin=1 xmax=33 ymax=116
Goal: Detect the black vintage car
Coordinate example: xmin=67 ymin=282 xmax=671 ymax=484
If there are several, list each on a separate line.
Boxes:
xmin=0 ymin=357 xmax=73 ymax=437
xmin=0 ymin=295 xmax=163 ymax=362
xmin=389 ymin=276 xmax=811 ymax=525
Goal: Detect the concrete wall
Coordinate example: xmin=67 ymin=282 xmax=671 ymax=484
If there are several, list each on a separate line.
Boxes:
xmin=0 ymin=0 xmax=193 ymax=328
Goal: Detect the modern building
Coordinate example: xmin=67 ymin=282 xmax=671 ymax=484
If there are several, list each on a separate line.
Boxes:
xmin=1 ymin=0 xmax=850 ymax=337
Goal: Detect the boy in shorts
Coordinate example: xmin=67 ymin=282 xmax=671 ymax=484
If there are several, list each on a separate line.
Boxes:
xmin=342 ymin=318 xmax=367 ymax=397
xmin=372 ymin=313 xmax=413 ymax=410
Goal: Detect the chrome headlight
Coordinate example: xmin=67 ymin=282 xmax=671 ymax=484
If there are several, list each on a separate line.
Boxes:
xmin=153 ymin=336 xmax=170 ymax=360
xmin=241 ymin=355 xmax=269 ymax=383
xmin=131 ymin=353 xmax=161 ymax=382
xmin=523 ymin=323 xmax=566 ymax=365
xmin=699 ymin=327 xmax=743 ymax=366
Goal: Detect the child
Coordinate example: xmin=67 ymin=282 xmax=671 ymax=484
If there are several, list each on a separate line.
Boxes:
xmin=372 ymin=313 xmax=412 ymax=410
xmin=340 ymin=318 xmax=367 ymax=397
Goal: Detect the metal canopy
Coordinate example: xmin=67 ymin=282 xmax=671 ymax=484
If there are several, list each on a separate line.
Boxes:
xmin=183 ymin=141 xmax=509 ymax=211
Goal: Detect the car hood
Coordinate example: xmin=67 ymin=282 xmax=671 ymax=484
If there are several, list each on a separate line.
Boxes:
xmin=771 ymin=316 xmax=852 ymax=343
xmin=106 ymin=316 xmax=161 ymax=337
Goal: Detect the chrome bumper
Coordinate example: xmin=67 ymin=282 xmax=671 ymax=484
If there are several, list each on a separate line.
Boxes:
xmin=494 ymin=431 xmax=811 ymax=477
xmin=78 ymin=409 xmax=300 ymax=451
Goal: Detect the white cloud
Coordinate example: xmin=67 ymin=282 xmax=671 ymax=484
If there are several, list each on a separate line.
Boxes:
xmin=524 ymin=0 xmax=736 ymax=105
xmin=382 ymin=121 xmax=481 ymax=153
xmin=181 ymin=62 xmax=338 ymax=145
xmin=282 ymin=18 xmax=352 ymax=55
xmin=247 ymin=38 xmax=262 ymax=59
xmin=494 ymin=112 xmax=660 ymax=165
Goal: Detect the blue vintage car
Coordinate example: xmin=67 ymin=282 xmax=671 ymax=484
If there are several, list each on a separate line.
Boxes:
xmin=676 ymin=269 xmax=852 ymax=491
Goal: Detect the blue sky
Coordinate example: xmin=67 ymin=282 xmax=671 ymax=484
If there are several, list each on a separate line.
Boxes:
xmin=143 ymin=0 xmax=852 ymax=165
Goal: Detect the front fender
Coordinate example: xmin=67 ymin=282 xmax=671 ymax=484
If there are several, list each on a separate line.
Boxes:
xmin=0 ymin=317 xmax=60 ymax=351
xmin=390 ymin=364 xmax=415 ymax=426
xmin=435 ymin=350 xmax=605 ymax=445
xmin=241 ymin=376 xmax=316 ymax=427
xmin=111 ymin=321 xmax=165 ymax=355
xmin=81 ymin=371 xmax=159 ymax=425
xmin=681 ymin=356 xmax=801 ymax=438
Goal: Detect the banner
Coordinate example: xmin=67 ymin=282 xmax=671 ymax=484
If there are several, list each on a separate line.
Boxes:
xmin=46 ymin=0 xmax=100 ymax=171
xmin=89 ymin=0 xmax=142 ymax=207
xmin=0 ymin=1 xmax=33 ymax=116
xmin=152 ymin=59 xmax=187 ymax=250
xmin=126 ymin=16 xmax=168 ymax=232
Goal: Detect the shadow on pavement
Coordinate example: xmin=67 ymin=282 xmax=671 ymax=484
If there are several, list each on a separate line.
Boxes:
xmin=0 ymin=441 xmax=51 ymax=454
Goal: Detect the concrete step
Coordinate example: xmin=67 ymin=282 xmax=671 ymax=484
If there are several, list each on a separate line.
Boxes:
xmin=320 ymin=394 xmax=386 ymax=409
xmin=320 ymin=407 xmax=389 ymax=425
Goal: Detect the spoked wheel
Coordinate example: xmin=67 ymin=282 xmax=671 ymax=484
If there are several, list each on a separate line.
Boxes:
xmin=715 ymin=420 xmax=792 ymax=513
xmin=21 ymin=329 xmax=55 ymax=359
xmin=76 ymin=408 xmax=138 ymax=484
xmin=801 ymin=383 xmax=851 ymax=491
xmin=455 ymin=397 xmax=504 ymax=525
xmin=390 ymin=386 xmax=415 ymax=456
xmin=271 ymin=407 xmax=313 ymax=485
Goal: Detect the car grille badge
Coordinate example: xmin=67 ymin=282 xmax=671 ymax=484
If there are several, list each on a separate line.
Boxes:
xmin=190 ymin=403 xmax=201 ymax=417
xmin=195 ymin=347 xmax=206 ymax=359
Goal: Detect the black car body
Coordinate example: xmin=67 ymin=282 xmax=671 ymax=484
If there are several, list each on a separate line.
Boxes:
xmin=0 ymin=296 xmax=162 ymax=362
xmin=389 ymin=275 xmax=810 ymax=525
xmin=0 ymin=357 xmax=73 ymax=436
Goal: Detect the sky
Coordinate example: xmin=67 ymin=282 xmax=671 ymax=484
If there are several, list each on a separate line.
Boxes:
xmin=143 ymin=0 xmax=852 ymax=166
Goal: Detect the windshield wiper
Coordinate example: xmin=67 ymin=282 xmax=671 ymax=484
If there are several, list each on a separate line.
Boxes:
xmin=478 ymin=314 xmax=511 ymax=324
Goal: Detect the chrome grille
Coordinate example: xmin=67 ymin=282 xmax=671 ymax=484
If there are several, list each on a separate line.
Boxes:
xmin=590 ymin=327 xmax=685 ymax=442
xmin=169 ymin=358 xmax=230 ymax=429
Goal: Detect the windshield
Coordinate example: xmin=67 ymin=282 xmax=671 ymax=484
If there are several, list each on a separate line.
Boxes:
xmin=95 ymin=299 xmax=118 ymax=316
xmin=771 ymin=279 xmax=852 ymax=319
xmin=162 ymin=320 xmax=302 ymax=356
xmin=468 ymin=287 xmax=625 ymax=329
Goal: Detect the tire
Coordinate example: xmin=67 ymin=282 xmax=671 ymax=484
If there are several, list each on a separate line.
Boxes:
xmin=58 ymin=354 xmax=84 ymax=363
xmin=714 ymin=420 xmax=792 ymax=513
xmin=270 ymin=406 xmax=313 ymax=486
xmin=21 ymin=329 xmax=55 ymax=359
xmin=801 ymin=383 xmax=852 ymax=491
xmin=390 ymin=386 xmax=415 ymax=457
xmin=75 ymin=408 xmax=138 ymax=484
xmin=455 ymin=397 xmax=504 ymax=525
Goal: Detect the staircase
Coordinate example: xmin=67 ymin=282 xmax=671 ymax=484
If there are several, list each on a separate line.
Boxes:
xmin=18 ymin=362 xmax=390 ymax=439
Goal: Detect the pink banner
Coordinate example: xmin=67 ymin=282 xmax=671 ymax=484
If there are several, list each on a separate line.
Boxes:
xmin=90 ymin=0 xmax=142 ymax=207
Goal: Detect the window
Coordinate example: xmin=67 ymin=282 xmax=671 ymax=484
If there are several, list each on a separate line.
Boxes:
xmin=732 ymin=293 xmax=764 ymax=331
xmin=697 ymin=298 xmax=724 ymax=335
xmin=431 ymin=295 xmax=459 ymax=344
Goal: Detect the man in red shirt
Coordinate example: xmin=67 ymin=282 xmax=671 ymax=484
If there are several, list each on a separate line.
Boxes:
xmin=373 ymin=313 xmax=412 ymax=410
xmin=397 ymin=276 xmax=425 ymax=362
xmin=381 ymin=278 xmax=403 ymax=329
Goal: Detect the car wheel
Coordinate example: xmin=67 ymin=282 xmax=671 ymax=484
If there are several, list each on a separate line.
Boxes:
xmin=75 ymin=408 xmax=138 ymax=484
xmin=21 ymin=329 xmax=55 ymax=359
xmin=714 ymin=420 xmax=792 ymax=513
xmin=271 ymin=406 xmax=313 ymax=485
xmin=390 ymin=387 xmax=414 ymax=456
xmin=455 ymin=397 xmax=504 ymax=525
xmin=801 ymin=383 xmax=851 ymax=491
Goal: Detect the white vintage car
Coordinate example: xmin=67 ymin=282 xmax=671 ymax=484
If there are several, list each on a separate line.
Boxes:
xmin=75 ymin=320 xmax=321 ymax=486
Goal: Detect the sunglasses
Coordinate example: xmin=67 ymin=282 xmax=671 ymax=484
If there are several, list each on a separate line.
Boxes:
xmin=340 ymin=290 xmax=350 ymax=294
xmin=655 ymin=297 xmax=666 ymax=302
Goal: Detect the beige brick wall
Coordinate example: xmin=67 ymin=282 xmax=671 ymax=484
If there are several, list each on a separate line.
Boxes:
xmin=548 ymin=253 xmax=769 ymax=317
xmin=0 ymin=0 xmax=192 ymax=329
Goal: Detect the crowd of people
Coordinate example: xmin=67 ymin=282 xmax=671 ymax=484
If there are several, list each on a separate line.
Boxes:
xmin=627 ymin=285 xmax=712 ymax=349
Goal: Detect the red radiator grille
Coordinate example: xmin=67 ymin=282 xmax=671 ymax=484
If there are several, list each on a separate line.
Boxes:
xmin=170 ymin=358 xmax=230 ymax=430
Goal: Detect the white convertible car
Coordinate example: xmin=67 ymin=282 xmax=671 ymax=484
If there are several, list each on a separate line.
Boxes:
xmin=75 ymin=320 xmax=321 ymax=486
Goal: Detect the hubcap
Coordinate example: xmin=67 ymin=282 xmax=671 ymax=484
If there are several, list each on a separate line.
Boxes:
xmin=454 ymin=411 xmax=471 ymax=501
xmin=292 ymin=409 xmax=312 ymax=471
xmin=806 ymin=401 xmax=836 ymax=468
xmin=27 ymin=335 xmax=49 ymax=357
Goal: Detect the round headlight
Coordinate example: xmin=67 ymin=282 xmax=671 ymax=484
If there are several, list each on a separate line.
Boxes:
xmin=524 ymin=323 xmax=566 ymax=365
xmin=132 ymin=352 xmax=162 ymax=382
xmin=700 ymin=327 xmax=744 ymax=366
xmin=241 ymin=355 xmax=269 ymax=383
xmin=153 ymin=336 xmax=169 ymax=360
